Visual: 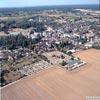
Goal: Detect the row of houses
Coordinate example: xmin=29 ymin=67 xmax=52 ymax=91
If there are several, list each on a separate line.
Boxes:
xmin=0 ymin=48 xmax=33 ymax=62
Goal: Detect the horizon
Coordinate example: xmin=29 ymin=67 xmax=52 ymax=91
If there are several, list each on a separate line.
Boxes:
xmin=0 ymin=4 xmax=99 ymax=9
xmin=0 ymin=0 xmax=99 ymax=8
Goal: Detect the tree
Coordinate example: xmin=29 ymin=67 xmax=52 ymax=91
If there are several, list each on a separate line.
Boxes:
xmin=67 ymin=51 xmax=72 ymax=56
xmin=61 ymin=60 xmax=67 ymax=66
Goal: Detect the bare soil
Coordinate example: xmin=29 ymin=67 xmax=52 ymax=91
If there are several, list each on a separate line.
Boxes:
xmin=1 ymin=49 xmax=100 ymax=100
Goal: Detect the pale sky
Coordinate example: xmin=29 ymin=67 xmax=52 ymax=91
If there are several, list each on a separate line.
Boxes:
xmin=0 ymin=0 xmax=99 ymax=8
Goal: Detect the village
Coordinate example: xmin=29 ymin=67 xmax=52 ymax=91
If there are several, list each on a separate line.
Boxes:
xmin=0 ymin=8 xmax=100 ymax=87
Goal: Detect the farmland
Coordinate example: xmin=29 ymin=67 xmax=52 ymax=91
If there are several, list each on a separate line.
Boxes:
xmin=1 ymin=49 xmax=100 ymax=100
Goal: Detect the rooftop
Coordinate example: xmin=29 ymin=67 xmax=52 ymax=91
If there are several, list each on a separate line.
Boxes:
xmin=67 ymin=59 xmax=78 ymax=67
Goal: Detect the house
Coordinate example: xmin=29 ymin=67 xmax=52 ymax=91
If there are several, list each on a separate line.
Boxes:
xmin=67 ymin=49 xmax=76 ymax=53
xmin=28 ymin=31 xmax=40 ymax=39
xmin=66 ymin=58 xmax=86 ymax=71
xmin=84 ymin=42 xmax=93 ymax=49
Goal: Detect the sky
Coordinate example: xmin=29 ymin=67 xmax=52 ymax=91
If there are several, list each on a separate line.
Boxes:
xmin=0 ymin=0 xmax=99 ymax=8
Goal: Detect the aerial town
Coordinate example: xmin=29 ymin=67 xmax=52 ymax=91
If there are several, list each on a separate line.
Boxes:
xmin=0 ymin=6 xmax=100 ymax=87
xmin=0 ymin=4 xmax=100 ymax=100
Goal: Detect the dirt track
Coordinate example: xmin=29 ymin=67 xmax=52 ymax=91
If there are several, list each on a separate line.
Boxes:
xmin=1 ymin=49 xmax=100 ymax=100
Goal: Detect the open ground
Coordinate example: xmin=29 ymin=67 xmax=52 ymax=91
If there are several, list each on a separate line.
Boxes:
xmin=1 ymin=49 xmax=100 ymax=100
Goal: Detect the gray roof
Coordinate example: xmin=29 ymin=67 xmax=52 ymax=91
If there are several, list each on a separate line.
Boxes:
xmin=67 ymin=59 xmax=78 ymax=67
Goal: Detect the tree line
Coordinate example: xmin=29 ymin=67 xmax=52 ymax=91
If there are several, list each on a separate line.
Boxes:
xmin=0 ymin=33 xmax=39 ymax=50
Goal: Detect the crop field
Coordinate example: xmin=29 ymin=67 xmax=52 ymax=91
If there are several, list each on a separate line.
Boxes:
xmin=1 ymin=49 xmax=100 ymax=100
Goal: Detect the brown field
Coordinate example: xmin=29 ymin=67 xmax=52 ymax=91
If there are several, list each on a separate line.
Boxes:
xmin=1 ymin=49 xmax=100 ymax=100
